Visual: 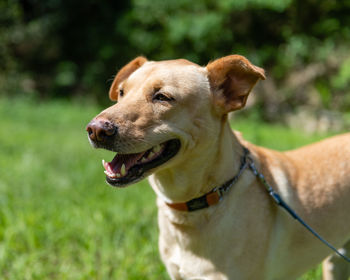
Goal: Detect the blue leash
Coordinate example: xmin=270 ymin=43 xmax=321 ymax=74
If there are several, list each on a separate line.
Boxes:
xmin=244 ymin=148 xmax=350 ymax=263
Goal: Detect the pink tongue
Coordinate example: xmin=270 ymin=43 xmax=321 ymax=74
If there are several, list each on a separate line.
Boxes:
xmin=109 ymin=151 xmax=146 ymax=173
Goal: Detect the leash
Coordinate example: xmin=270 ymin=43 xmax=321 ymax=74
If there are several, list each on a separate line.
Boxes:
xmin=244 ymin=148 xmax=350 ymax=263
xmin=167 ymin=147 xmax=350 ymax=263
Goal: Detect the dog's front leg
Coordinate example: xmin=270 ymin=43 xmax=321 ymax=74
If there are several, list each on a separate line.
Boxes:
xmin=158 ymin=214 xmax=183 ymax=280
xmin=322 ymin=240 xmax=350 ymax=280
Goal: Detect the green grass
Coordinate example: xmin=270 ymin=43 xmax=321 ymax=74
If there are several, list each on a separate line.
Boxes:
xmin=0 ymin=97 xmax=336 ymax=279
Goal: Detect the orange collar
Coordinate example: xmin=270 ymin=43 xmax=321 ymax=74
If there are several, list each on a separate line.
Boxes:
xmin=166 ymin=148 xmax=250 ymax=212
xmin=166 ymin=189 xmax=223 ymax=211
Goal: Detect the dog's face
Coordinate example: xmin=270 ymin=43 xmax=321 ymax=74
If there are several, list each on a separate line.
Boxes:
xmin=87 ymin=55 xmax=265 ymax=187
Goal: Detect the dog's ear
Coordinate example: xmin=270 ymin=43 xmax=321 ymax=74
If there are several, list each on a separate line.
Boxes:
xmin=207 ymin=55 xmax=265 ymax=113
xmin=109 ymin=56 xmax=148 ymax=101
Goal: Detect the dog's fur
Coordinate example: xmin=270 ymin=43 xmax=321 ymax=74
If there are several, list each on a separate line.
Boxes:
xmin=88 ymin=55 xmax=350 ymax=279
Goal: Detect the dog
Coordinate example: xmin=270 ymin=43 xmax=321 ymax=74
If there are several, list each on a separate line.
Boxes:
xmin=86 ymin=55 xmax=350 ymax=279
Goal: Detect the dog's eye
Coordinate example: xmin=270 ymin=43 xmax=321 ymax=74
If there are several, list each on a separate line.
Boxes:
xmin=119 ymin=89 xmax=124 ymax=97
xmin=152 ymin=92 xmax=174 ymax=102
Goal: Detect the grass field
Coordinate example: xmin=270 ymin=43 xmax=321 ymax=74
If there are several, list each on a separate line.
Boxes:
xmin=0 ymin=96 xmax=336 ymax=279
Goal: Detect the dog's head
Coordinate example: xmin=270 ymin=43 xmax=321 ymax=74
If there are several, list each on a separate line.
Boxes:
xmin=86 ymin=55 xmax=265 ymax=187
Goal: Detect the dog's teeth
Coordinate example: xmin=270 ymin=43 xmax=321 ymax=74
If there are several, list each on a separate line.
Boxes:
xmin=104 ymin=170 xmax=119 ymax=178
xmin=154 ymin=145 xmax=161 ymax=153
xmin=104 ymin=170 xmax=114 ymax=177
xmin=102 ymin=159 xmax=106 ymax=167
xmin=121 ymin=164 xmax=126 ymax=176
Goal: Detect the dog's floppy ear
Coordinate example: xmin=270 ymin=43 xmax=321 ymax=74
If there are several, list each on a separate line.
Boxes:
xmin=207 ymin=55 xmax=265 ymax=113
xmin=109 ymin=56 xmax=148 ymax=101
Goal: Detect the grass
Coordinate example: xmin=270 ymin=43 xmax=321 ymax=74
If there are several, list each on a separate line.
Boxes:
xmin=0 ymin=96 xmax=336 ymax=279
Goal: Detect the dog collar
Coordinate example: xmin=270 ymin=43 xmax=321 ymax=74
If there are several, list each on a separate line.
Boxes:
xmin=166 ymin=147 xmax=350 ymax=264
xmin=166 ymin=148 xmax=250 ymax=212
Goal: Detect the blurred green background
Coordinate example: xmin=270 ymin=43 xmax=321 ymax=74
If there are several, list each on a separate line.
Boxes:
xmin=2 ymin=0 xmax=350 ymax=125
xmin=1 ymin=0 xmax=350 ymax=279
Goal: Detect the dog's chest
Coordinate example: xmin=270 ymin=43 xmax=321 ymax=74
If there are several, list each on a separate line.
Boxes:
xmin=159 ymin=217 xmax=233 ymax=280
xmin=168 ymin=243 xmax=226 ymax=279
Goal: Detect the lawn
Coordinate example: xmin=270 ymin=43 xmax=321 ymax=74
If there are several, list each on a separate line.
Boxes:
xmin=0 ymin=96 xmax=334 ymax=279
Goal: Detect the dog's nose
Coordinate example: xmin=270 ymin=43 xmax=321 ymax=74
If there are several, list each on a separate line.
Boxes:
xmin=86 ymin=119 xmax=117 ymax=143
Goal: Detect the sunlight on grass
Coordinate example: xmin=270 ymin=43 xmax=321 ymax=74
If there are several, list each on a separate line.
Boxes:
xmin=0 ymin=97 xmax=335 ymax=279
xmin=0 ymin=97 xmax=165 ymax=279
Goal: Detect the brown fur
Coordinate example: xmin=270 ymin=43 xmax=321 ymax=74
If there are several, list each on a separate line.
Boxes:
xmin=207 ymin=55 xmax=266 ymax=112
xmin=109 ymin=56 xmax=147 ymax=101
xmin=89 ymin=55 xmax=350 ymax=280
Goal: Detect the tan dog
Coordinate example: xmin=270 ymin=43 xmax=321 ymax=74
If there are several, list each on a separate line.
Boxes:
xmin=86 ymin=55 xmax=350 ymax=280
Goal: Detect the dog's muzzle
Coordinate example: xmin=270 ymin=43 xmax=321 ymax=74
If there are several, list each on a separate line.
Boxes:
xmin=86 ymin=118 xmax=118 ymax=148
xmin=86 ymin=117 xmax=181 ymax=188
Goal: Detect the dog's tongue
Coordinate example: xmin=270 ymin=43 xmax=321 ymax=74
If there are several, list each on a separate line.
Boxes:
xmin=104 ymin=151 xmax=146 ymax=175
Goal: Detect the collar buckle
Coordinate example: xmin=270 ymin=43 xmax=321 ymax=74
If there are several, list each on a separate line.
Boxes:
xmin=212 ymin=187 xmax=223 ymax=201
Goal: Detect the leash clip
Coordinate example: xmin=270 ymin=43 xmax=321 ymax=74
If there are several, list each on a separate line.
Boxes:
xmin=212 ymin=187 xmax=224 ymax=201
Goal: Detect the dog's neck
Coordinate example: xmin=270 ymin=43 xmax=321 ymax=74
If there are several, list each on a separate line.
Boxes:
xmin=149 ymin=120 xmax=244 ymax=204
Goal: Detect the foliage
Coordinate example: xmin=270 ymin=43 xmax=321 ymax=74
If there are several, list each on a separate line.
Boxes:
xmin=0 ymin=96 xmax=338 ymax=278
xmin=1 ymin=0 xmax=350 ymax=113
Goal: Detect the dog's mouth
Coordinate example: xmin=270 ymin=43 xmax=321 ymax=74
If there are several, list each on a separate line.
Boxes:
xmin=102 ymin=139 xmax=181 ymax=187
